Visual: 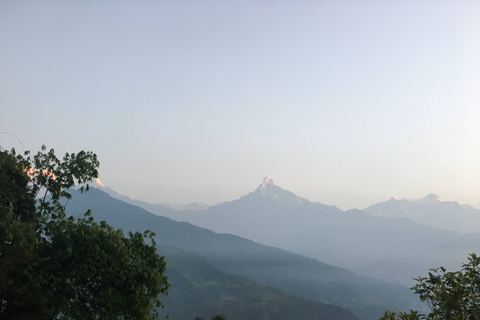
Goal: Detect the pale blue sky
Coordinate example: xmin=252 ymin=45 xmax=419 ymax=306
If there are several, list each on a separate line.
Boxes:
xmin=1 ymin=1 xmax=479 ymax=210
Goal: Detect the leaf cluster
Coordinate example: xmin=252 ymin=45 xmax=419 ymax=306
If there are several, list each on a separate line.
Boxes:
xmin=0 ymin=146 xmax=169 ymax=319
xmin=380 ymin=254 xmax=480 ymax=320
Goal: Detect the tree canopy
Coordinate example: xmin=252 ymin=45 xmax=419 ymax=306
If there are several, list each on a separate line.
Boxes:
xmin=0 ymin=146 xmax=169 ymax=319
xmin=380 ymin=253 xmax=480 ymax=320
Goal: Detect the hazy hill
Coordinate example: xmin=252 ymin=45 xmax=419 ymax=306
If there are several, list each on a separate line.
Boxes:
xmin=94 ymin=183 xmax=175 ymax=216
xmin=364 ymin=194 xmax=480 ymax=233
xmin=65 ymin=188 xmax=423 ymax=320
xmin=146 ymin=177 xmax=480 ymax=285
xmin=161 ymin=245 xmax=359 ymax=320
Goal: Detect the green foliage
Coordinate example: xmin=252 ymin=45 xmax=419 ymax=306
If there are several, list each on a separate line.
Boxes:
xmin=0 ymin=148 xmax=49 ymax=318
xmin=380 ymin=310 xmax=424 ymax=320
xmin=0 ymin=146 xmax=169 ymax=319
xmin=211 ymin=315 xmax=227 ymax=320
xmin=380 ymin=253 xmax=480 ymax=320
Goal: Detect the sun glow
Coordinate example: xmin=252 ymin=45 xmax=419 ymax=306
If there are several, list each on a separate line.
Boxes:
xmin=25 ymin=167 xmax=57 ymax=180
xmin=95 ymin=178 xmax=105 ymax=188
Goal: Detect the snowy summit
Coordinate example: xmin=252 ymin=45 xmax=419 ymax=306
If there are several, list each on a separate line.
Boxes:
xmin=252 ymin=176 xmax=307 ymax=205
xmin=261 ymin=176 xmax=275 ymax=188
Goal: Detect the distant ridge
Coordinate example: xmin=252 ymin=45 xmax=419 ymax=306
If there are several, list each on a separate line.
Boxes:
xmin=91 ymin=178 xmax=210 ymax=212
xmin=388 ymin=193 xmax=444 ymax=204
xmin=160 ymin=202 xmax=210 ymax=211
xmin=365 ymin=194 xmax=480 ymax=233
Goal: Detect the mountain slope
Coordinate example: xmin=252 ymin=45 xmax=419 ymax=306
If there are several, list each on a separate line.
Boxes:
xmin=364 ymin=194 xmax=480 ymax=233
xmin=161 ymin=245 xmax=359 ymax=320
xmin=152 ymin=178 xmax=480 ymax=285
xmin=64 ymin=188 xmax=422 ymax=320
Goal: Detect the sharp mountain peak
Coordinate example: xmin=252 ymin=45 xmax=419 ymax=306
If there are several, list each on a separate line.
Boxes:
xmin=249 ymin=176 xmax=308 ymax=205
xmin=261 ymin=176 xmax=275 ymax=188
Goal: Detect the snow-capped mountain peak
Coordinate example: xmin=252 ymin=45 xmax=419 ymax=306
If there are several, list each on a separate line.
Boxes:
xmin=261 ymin=176 xmax=274 ymax=188
xmin=251 ymin=177 xmax=308 ymax=205
xmin=388 ymin=193 xmax=443 ymax=203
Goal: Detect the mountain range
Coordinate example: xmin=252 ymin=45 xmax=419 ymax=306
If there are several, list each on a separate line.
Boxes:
xmin=364 ymin=193 xmax=480 ymax=233
xmin=96 ymin=177 xmax=480 ymax=285
xmin=65 ymin=187 xmax=425 ymax=320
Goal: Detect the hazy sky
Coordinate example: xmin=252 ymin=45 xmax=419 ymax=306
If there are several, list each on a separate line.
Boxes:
xmin=1 ymin=1 xmax=480 ymax=210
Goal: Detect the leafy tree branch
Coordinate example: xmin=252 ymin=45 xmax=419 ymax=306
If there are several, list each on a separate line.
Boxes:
xmin=1 ymin=146 xmax=169 ymax=319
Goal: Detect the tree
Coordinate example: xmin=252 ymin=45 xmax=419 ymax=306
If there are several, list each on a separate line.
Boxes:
xmin=380 ymin=253 xmax=480 ymax=320
xmin=0 ymin=146 xmax=48 ymax=318
xmin=0 ymin=146 xmax=169 ymax=319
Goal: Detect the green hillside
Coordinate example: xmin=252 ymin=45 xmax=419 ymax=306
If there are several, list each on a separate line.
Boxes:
xmin=160 ymin=245 xmax=358 ymax=320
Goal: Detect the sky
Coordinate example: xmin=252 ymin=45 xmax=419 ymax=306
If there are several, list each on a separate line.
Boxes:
xmin=1 ymin=1 xmax=480 ymax=211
